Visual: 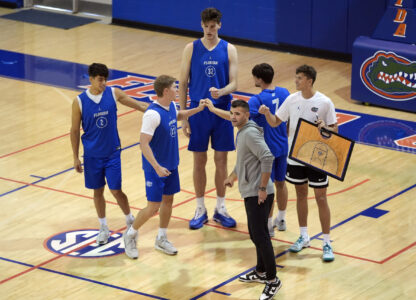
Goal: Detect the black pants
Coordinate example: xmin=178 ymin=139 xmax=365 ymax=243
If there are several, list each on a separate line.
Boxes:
xmin=244 ymin=193 xmax=276 ymax=280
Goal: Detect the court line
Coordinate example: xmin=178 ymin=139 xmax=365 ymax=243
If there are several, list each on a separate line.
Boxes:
xmin=0 ymin=109 xmax=137 ymax=159
xmin=0 ymin=252 xmax=167 ymax=299
xmin=182 ymin=178 xmax=371 ymax=202
xmin=1 ymin=174 xmax=413 ymax=265
xmin=0 ymin=175 xmax=390 ymax=266
xmin=188 ymin=183 xmax=416 ymax=299
xmin=1 ymin=177 xmax=413 ymax=299
xmin=0 ymin=175 xmax=403 ymax=265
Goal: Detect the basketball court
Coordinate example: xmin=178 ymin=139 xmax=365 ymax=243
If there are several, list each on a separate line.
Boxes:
xmin=0 ymin=6 xmax=415 ymax=299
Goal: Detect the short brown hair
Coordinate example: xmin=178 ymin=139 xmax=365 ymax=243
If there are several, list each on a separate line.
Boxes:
xmin=201 ymin=7 xmax=222 ymax=24
xmin=296 ymin=64 xmax=317 ymax=84
xmin=153 ymin=75 xmax=176 ymax=97
xmin=231 ymin=99 xmax=249 ymax=112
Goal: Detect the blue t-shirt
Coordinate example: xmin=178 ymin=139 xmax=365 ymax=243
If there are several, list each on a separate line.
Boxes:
xmin=142 ymin=102 xmax=179 ymax=172
xmin=189 ymin=39 xmax=231 ymax=106
xmin=79 ymin=87 xmax=120 ymax=158
xmin=248 ymin=87 xmax=290 ymax=157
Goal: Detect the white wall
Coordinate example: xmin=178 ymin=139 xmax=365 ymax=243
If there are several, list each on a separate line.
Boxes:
xmin=87 ymin=0 xmax=111 ymax=5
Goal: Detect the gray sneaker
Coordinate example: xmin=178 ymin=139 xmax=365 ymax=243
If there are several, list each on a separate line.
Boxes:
xmin=123 ymin=230 xmax=138 ymax=259
xmin=96 ymin=225 xmax=110 ymax=245
xmin=268 ymin=222 xmax=275 ymax=237
xmin=274 ymin=218 xmax=287 ymax=231
xmin=155 ymin=236 xmax=178 ymax=255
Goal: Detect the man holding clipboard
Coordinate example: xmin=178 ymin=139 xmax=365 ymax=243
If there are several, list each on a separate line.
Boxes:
xmin=259 ymin=64 xmax=338 ymax=262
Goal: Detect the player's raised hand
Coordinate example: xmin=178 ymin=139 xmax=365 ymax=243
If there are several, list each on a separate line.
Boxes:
xmin=209 ymin=87 xmax=221 ymax=99
xmin=203 ymin=98 xmax=215 ymax=112
xmin=258 ymin=104 xmax=270 ymax=115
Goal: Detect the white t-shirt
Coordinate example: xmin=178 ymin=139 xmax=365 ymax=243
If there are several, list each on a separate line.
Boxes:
xmin=276 ymin=91 xmax=337 ymax=166
xmin=141 ymin=101 xmax=178 ymax=136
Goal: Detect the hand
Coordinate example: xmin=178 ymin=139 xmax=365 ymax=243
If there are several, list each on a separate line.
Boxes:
xmin=198 ymin=99 xmax=207 ymax=111
xmin=258 ymin=105 xmax=270 ymax=115
xmin=316 ymin=119 xmax=326 ymax=130
xmin=258 ymin=190 xmax=267 ymax=204
xmin=182 ymin=119 xmax=191 ymax=138
xmin=155 ymin=165 xmax=171 ymax=177
xmin=74 ymin=158 xmax=83 ymax=173
xmin=224 ymin=177 xmax=234 ymax=188
xmin=203 ymin=98 xmax=215 ymax=112
xmin=209 ymin=87 xmax=222 ymax=99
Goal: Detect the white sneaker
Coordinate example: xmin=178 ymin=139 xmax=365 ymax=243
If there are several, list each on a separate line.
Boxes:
xmin=155 ymin=236 xmax=178 ymax=255
xmin=273 ymin=218 xmax=286 ymax=231
xmin=96 ymin=225 xmax=110 ymax=245
xmin=289 ymin=236 xmax=310 ymax=253
xmin=123 ymin=229 xmax=138 ymax=259
xmin=126 ymin=216 xmax=135 ymax=230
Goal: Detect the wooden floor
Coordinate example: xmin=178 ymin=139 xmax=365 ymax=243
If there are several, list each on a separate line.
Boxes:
xmin=0 ymin=7 xmax=415 ymax=300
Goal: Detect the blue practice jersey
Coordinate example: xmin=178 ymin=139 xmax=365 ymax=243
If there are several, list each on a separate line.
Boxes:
xmin=79 ymin=87 xmax=120 ymax=158
xmin=189 ymin=39 xmax=231 ymax=106
xmin=248 ymin=87 xmax=290 ymax=157
xmin=142 ymin=102 xmax=179 ymax=172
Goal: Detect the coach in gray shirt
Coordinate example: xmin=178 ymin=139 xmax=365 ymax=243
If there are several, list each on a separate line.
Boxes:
xmin=223 ymin=100 xmax=282 ymax=300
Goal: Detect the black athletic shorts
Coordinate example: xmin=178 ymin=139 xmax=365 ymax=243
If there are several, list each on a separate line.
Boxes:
xmin=285 ymin=163 xmax=328 ymax=188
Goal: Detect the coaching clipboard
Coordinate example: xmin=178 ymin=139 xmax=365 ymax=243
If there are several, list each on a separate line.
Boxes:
xmin=288 ymin=118 xmax=355 ymax=181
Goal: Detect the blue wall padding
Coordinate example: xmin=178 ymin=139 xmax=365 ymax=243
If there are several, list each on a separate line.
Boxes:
xmin=351 ymin=36 xmax=416 ymax=113
xmin=373 ymin=7 xmax=416 ymax=44
xmin=348 ymin=0 xmax=389 ymax=53
xmin=112 ymin=0 xmax=393 ymax=54
xmin=311 ymin=0 xmax=348 ymax=53
xmin=275 ymin=0 xmax=312 ymax=47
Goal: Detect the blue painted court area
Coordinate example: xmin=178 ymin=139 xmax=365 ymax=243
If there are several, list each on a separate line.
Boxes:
xmin=0 ymin=48 xmax=415 ymax=155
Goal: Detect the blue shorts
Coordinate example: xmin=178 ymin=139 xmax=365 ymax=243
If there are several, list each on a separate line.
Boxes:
xmin=144 ymin=168 xmax=180 ymax=202
xmin=188 ymin=102 xmax=235 ymax=152
xmin=83 ymin=150 xmax=121 ymax=190
xmin=271 ymin=155 xmax=288 ymax=182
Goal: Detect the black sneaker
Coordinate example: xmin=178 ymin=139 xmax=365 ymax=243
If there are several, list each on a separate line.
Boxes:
xmin=260 ymin=278 xmax=282 ymax=300
xmin=239 ymin=270 xmax=267 ymax=283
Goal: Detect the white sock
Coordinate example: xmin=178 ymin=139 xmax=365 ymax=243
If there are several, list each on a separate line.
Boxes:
xmin=127 ymin=226 xmax=138 ymax=237
xmin=157 ymin=228 xmax=167 ymax=239
xmin=277 ymin=210 xmax=286 ymax=221
xmin=98 ymin=217 xmax=107 ymax=227
xmin=216 ymin=196 xmax=225 ymax=211
xmin=125 ymin=213 xmax=134 ymax=224
xmin=323 ymin=234 xmax=331 ymax=245
xmin=268 ymin=217 xmax=273 ymax=228
xmin=196 ymin=197 xmax=205 ymax=210
xmin=300 ymin=227 xmax=309 ymax=239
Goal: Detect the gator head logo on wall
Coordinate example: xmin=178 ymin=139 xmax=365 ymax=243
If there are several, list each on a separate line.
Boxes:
xmin=360 ymin=51 xmax=416 ymax=101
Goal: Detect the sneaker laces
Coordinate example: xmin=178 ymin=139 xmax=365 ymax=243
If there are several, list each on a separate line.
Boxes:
xmin=217 ymin=206 xmax=231 ymax=218
xmin=127 ymin=232 xmax=137 ymax=246
xmin=193 ymin=207 xmax=206 ymax=219
xmin=323 ymin=243 xmax=332 ymax=254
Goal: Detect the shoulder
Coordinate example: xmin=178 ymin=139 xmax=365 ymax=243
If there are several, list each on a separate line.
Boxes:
xmin=227 ymin=42 xmax=237 ymax=55
xmin=286 ymin=92 xmax=299 ymax=102
xmin=248 ymin=94 xmax=260 ymax=103
xmin=315 ymin=92 xmax=333 ymax=105
xmin=275 ymin=86 xmax=290 ymax=95
xmin=245 ymin=126 xmax=261 ymax=138
xmin=182 ymin=42 xmax=194 ymax=57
